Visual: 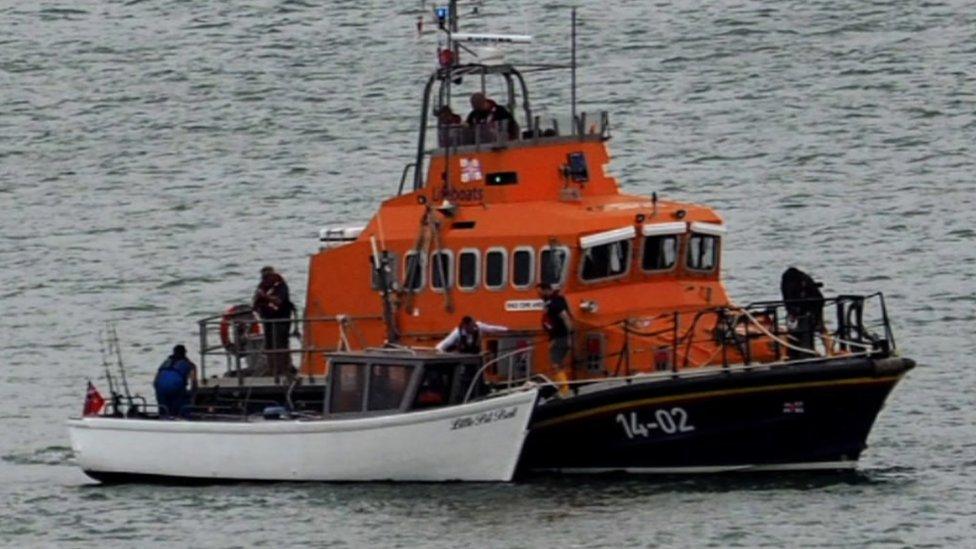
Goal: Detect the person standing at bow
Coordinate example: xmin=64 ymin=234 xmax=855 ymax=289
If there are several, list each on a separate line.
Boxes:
xmin=253 ymin=266 xmax=297 ymax=378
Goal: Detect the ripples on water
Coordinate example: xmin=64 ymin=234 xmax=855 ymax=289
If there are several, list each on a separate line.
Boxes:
xmin=1 ymin=0 xmax=974 ymax=546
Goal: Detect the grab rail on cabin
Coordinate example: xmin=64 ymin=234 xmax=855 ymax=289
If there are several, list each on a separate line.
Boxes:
xmin=195 ymin=313 xmax=383 ymax=387
xmin=429 ymin=111 xmax=610 ymax=154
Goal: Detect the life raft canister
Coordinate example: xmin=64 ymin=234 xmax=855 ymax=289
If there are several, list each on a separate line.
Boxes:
xmin=219 ymin=304 xmax=262 ymax=355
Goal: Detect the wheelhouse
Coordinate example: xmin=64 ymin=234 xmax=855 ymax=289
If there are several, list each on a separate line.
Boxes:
xmin=323 ymin=350 xmax=487 ymax=416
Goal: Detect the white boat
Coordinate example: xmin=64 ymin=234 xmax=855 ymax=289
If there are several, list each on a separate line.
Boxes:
xmin=68 ymin=350 xmax=538 ymax=482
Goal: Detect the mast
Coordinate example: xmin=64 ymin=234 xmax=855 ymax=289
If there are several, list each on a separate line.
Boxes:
xmin=571 ymin=8 xmax=577 ymax=126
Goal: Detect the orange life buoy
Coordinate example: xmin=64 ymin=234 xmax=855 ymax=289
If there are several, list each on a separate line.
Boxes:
xmin=219 ymin=305 xmax=262 ymax=354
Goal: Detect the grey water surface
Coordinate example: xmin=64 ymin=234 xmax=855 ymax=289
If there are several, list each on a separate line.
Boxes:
xmin=1 ymin=0 xmax=975 ymax=547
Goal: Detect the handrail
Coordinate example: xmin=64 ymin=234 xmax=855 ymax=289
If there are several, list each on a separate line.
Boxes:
xmin=463 ymin=346 xmax=535 ymax=403
xmin=496 ymin=346 xmax=879 ymax=397
xmin=397 ymin=163 xmax=416 ymax=196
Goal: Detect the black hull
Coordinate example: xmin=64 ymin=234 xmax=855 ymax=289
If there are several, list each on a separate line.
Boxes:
xmin=519 ymin=356 xmax=913 ymax=474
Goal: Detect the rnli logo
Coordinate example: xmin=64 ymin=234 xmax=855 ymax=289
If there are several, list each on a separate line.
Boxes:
xmin=459 ymin=158 xmax=483 ymax=183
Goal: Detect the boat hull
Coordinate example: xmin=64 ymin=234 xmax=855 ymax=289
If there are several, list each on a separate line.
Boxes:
xmin=519 ymin=356 xmax=913 ymax=474
xmin=67 ymin=389 xmax=537 ymax=483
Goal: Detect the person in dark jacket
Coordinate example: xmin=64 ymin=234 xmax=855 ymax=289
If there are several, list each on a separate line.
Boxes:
xmin=780 ymin=267 xmax=826 ymax=358
xmin=466 ymin=92 xmax=519 ymax=139
xmin=153 ymin=344 xmax=197 ymax=418
xmin=253 ymin=266 xmax=297 ymax=378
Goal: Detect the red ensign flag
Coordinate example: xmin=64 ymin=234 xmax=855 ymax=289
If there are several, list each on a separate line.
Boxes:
xmin=83 ymin=381 xmax=105 ymax=416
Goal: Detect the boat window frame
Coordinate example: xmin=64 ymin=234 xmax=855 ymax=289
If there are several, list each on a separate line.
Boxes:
xmin=365 ymin=363 xmax=416 ymax=413
xmin=686 ymin=233 xmax=720 ymax=273
xmin=429 ymin=249 xmax=454 ymax=292
xmin=326 ymin=361 xmax=369 ymax=414
xmin=402 ymin=251 xmax=426 ymax=292
xmin=640 ymin=235 xmax=680 ymax=273
xmin=456 ymin=248 xmax=480 ymax=292
xmin=511 ymin=245 xmax=535 ymax=290
xmin=538 ymin=245 xmax=572 ymax=289
xmin=411 ymin=362 xmax=460 ymax=410
xmin=484 ymin=247 xmax=508 ymax=291
xmin=578 ymin=238 xmax=633 ymax=284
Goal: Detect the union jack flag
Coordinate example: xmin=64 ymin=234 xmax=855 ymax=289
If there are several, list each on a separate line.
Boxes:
xmin=782 ymin=400 xmax=804 ymax=414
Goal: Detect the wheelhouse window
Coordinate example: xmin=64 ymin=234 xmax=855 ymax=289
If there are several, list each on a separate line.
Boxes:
xmin=370 ymin=254 xmax=398 ymax=290
xmin=512 ymin=247 xmax=534 ymax=289
xmin=457 ymin=249 xmax=479 ymax=291
xmin=539 ymin=246 xmax=570 ymax=287
xmin=403 ymin=252 xmax=424 ymax=291
xmin=641 ymin=236 xmax=677 ymax=271
xmin=367 ymin=364 xmax=413 ymax=412
xmin=581 ymin=240 xmax=631 ymax=281
xmin=329 ymin=363 xmax=365 ymax=413
xmin=430 ymin=250 xmax=453 ymax=290
xmin=687 ymin=234 xmax=719 ymax=271
xmin=413 ymin=364 xmax=457 ymax=410
xmin=485 ymin=248 xmax=506 ymax=289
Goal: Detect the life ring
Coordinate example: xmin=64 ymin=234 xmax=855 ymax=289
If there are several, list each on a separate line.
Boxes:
xmin=219 ymin=305 xmax=262 ymax=354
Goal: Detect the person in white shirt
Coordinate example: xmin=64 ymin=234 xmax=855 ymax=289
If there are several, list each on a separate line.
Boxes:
xmin=435 ymin=316 xmax=508 ymax=353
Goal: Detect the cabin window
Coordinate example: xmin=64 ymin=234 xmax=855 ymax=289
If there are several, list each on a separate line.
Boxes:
xmin=512 ymin=247 xmax=534 ymax=289
xmin=539 ymin=246 xmax=570 ymax=287
xmin=413 ymin=364 xmax=457 ymax=410
xmin=581 ymin=240 xmax=631 ymax=281
xmin=457 ymin=249 xmax=479 ymax=291
xmin=485 ymin=248 xmax=507 ymax=289
xmin=687 ymin=234 xmax=719 ymax=271
xmin=369 ymin=254 xmax=399 ymax=291
xmin=430 ymin=250 xmax=453 ymax=290
xmin=403 ymin=252 xmax=425 ymax=291
xmin=641 ymin=236 xmax=678 ymax=272
xmin=367 ymin=364 xmax=413 ymax=411
xmin=329 ymin=363 xmax=365 ymax=413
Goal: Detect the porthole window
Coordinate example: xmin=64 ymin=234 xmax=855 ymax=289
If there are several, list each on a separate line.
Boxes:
xmin=687 ymin=234 xmax=719 ymax=271
xmin=641 ymin=236 xmax=677 ymax=271
xmin=539 ymin=246 xmax=570 ymax=287
xmin=403 ymin=252 xmax=425 ymax=291
xmin=457 ymin=249 xmax=479 ymax=291
xmin=581 ymin=240 xmax=631 ymax=281
xmin=430 ymin=250 xmax=453 ymax=290
xmin=485 ymin=248 xmax=507 ymax=289
xmin=512 ymin=247 xmax=534 ymax=289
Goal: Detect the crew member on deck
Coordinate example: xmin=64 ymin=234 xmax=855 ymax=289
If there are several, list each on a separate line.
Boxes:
xmin=436 ymin=315 xmax=508 ymax=354
xmin=466 ymin=92 xmax=518 ymax=139
xmin=435 ymin=105 xmax=463 ymax=147
xmin=153 ymin=344 xmax=197 ymax=418
xmin=538 ymin=282 xmax=574 ymax=397
xmin=253 ymin=266 xmax=297 ymax=378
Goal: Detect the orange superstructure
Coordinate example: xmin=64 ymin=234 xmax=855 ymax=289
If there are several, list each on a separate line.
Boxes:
xmin=302 ymin=63 xmax=777 ymax=379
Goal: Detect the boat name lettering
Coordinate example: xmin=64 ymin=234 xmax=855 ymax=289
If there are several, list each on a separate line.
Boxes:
xmin=505 ymin=299 xmax=544 ymax=312
xmin=432 ymin=187 xmax=484 ymax=204
xmin=614 ymin=408 xmax=695 ymax=439
xmin=450 ymin=406 xmax=518 ymax=430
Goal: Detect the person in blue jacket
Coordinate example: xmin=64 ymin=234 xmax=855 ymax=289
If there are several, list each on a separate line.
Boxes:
xmin=153 ymin=344 xmax=197 ymax=418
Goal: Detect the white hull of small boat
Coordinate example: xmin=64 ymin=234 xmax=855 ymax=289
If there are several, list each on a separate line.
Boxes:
xmin=67 ymin=389 xmax=537 ymax=482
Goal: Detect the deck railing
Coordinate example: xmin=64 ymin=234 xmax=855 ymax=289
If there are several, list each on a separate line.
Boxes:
xmin=195 ymin=310 xmax=383 ymax=385
xmin=607 ymin=292 xmax=895 ymax=376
